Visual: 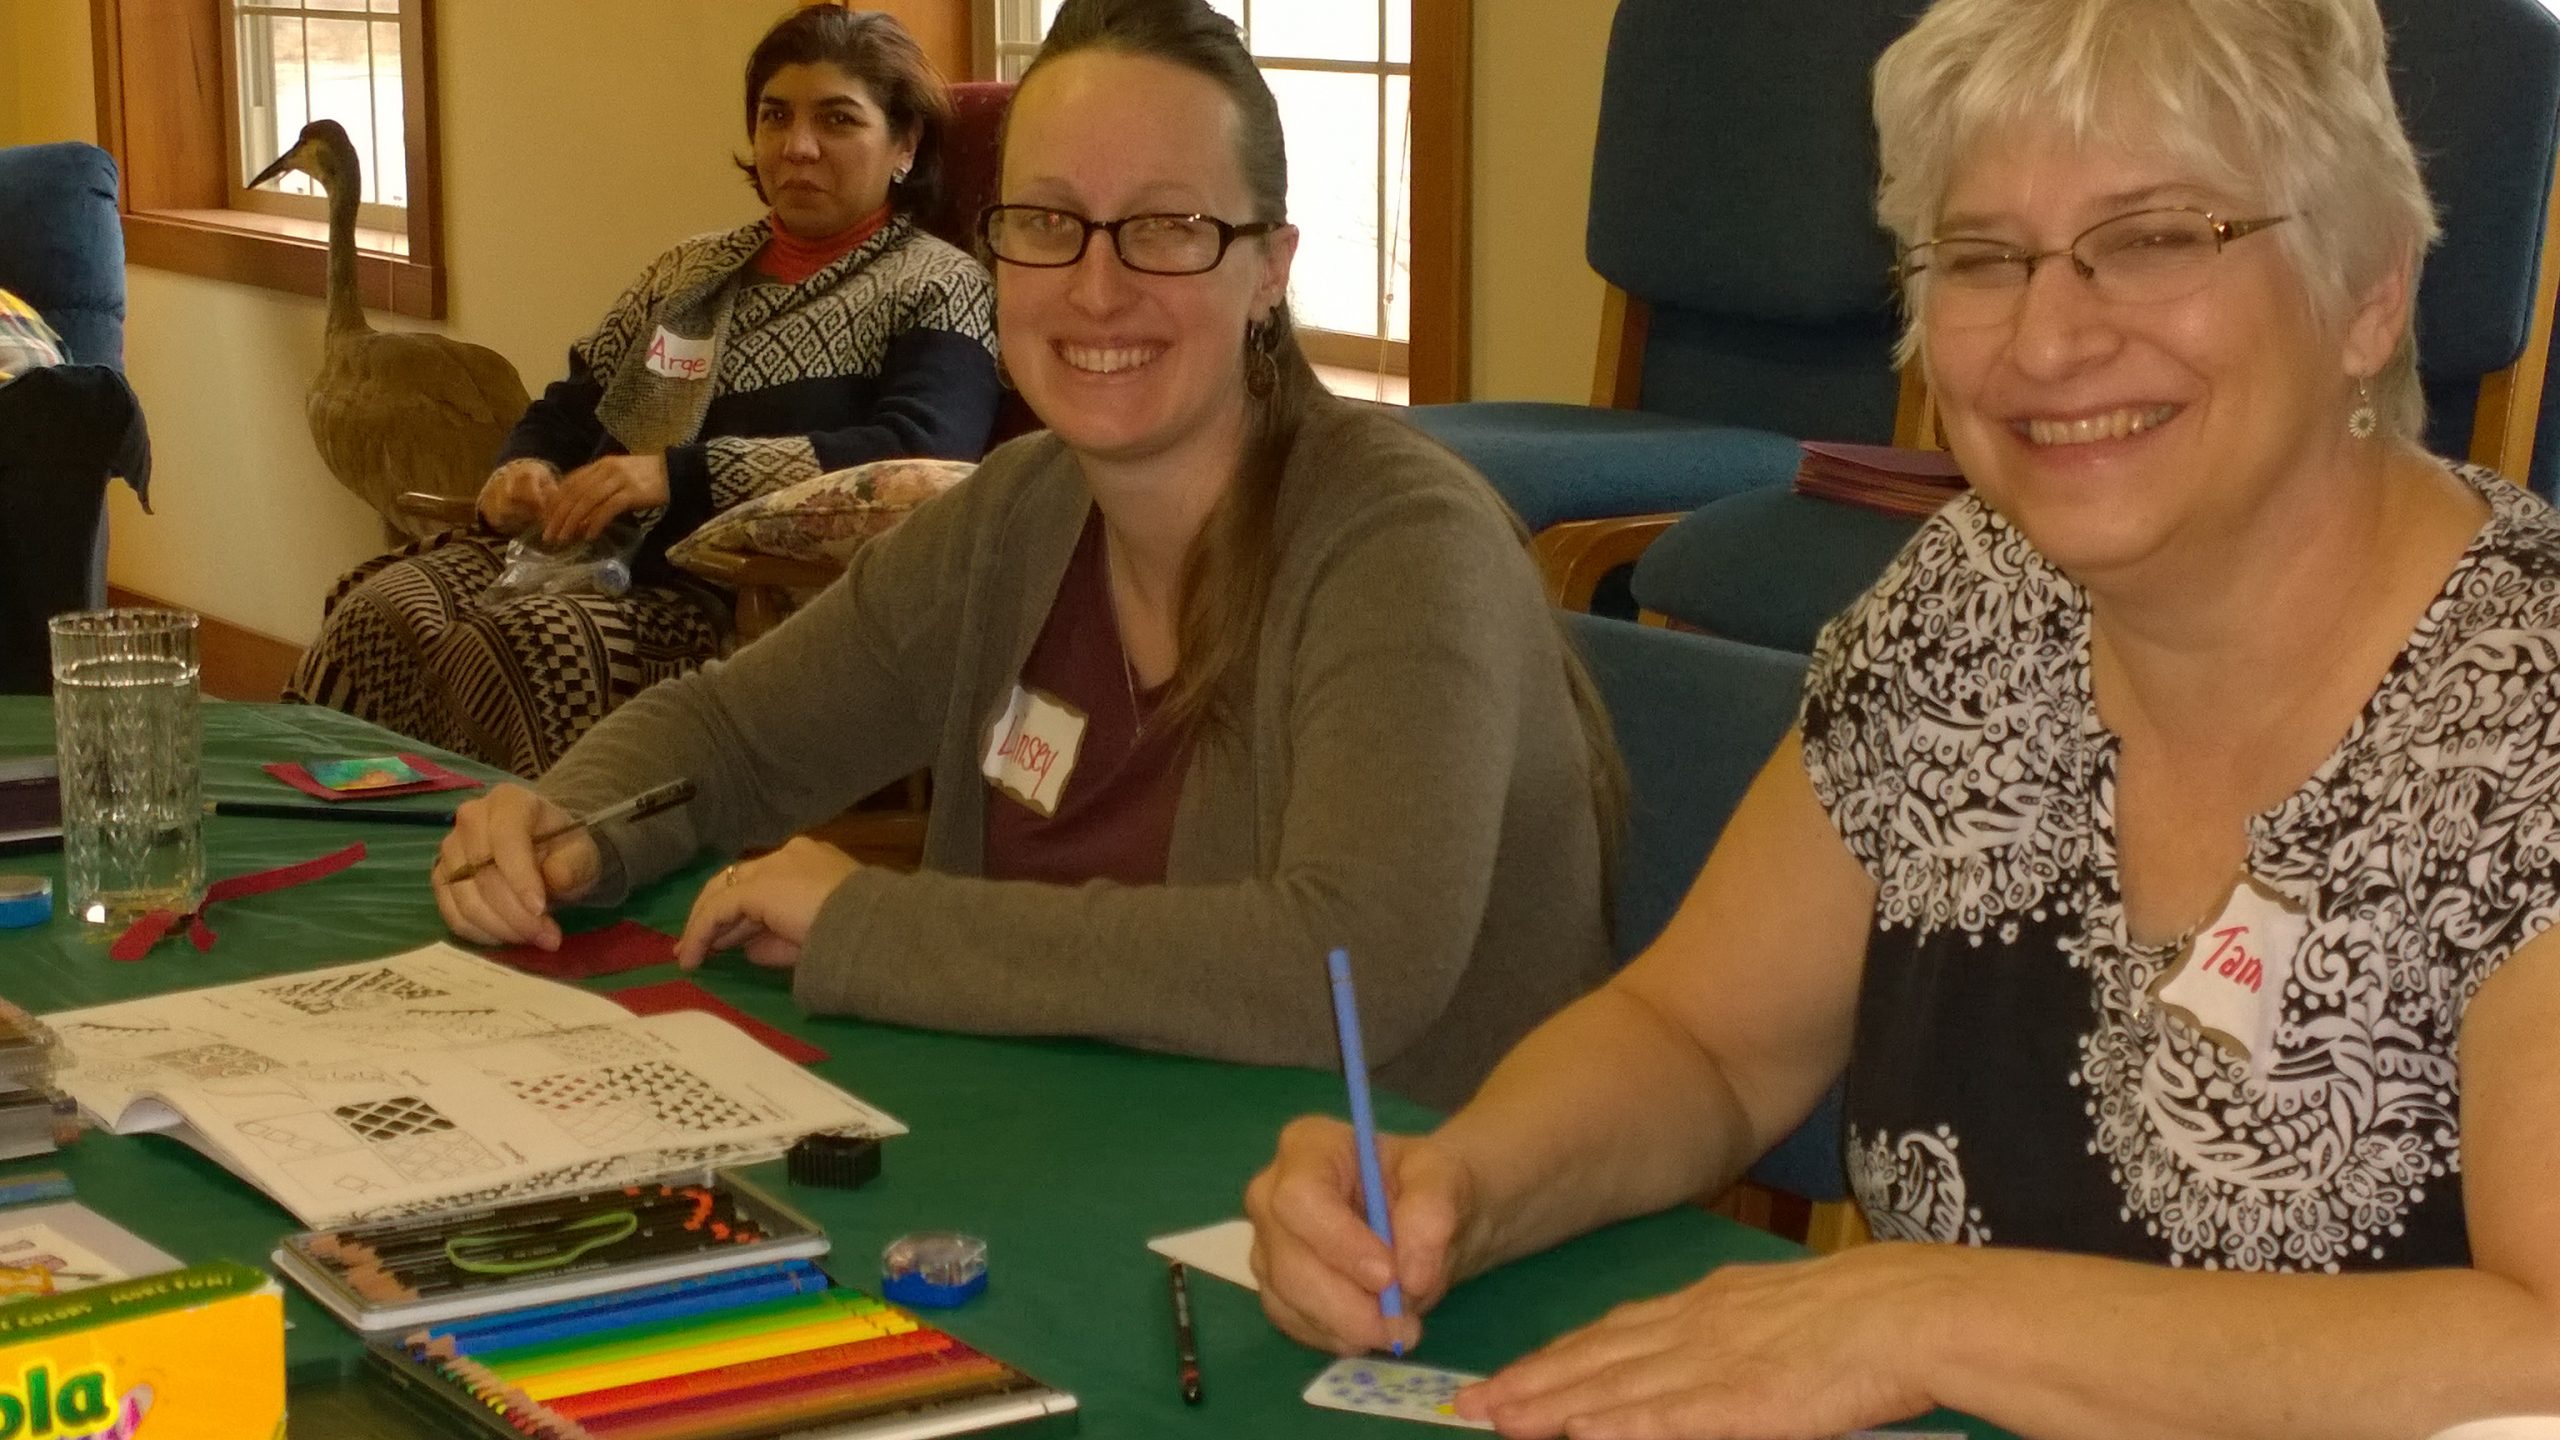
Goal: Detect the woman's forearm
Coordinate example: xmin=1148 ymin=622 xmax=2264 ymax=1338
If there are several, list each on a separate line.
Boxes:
xmin=1436 ymin=984 xmax=1758 ymax=1281
xmin=1921 ymin=1247 xmax=2560 ymax=1440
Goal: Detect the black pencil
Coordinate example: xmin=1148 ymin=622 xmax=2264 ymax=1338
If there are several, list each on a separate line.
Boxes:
xmin=211 ymin=799 xmax=458 ymax=825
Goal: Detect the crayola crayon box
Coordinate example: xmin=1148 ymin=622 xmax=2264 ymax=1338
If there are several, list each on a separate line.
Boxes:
xmin=0 ymin=1260 xmax=282 ymax=1439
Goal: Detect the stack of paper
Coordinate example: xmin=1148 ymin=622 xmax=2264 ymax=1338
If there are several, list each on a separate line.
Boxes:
xmin=46 ymin=945 xmax=902 ymax=1228
xmin=1791 ymin=441 xmax=1968 ymax=518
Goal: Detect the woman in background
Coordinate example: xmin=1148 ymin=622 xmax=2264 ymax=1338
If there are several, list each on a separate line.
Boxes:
xmin=289 ymin=6 xmax=999 ymax=776
xmin=430 ymin=0 xmax=1619 ymax=1112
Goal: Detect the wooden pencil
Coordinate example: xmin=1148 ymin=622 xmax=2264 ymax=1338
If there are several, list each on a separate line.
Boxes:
xmin=473 ymin=1309 xmax=920 ymax=1402
xmin=579 ymin=1361 xmax=1022 ymax=1440
xmin=542 ymin=1329 xmax=958 ymax=1422
xmin=474 ymin=1291 xmax=895 ymax=1380
xmin=413 ymin=1263 xmax=828 ymax=1359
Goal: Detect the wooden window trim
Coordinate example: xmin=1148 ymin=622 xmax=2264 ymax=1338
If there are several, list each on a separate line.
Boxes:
xmin=89 ymin=0 xmax=446 ymax=320
xmin=973 ymin=0 xmax=1468 ymax=402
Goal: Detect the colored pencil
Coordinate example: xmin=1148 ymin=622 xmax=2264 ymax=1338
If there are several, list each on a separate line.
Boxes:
xmin=543 ymin=1330 xmax=959 ymax=1422
xmin=1328 ymin=946 xmax=1407 ymax=1354
xmin=476 ymin=1308 xmax=917 ymax=1400
xmin=413 ymin=1263 xmax=829 ymax=1358
xmin=210 ymin=799 xmax=457 ymax=825
xmin=581 ymin=1356 xmax=1017 ymax=1440
xmin=474 ymin=1289 xmax=890 ymax=1376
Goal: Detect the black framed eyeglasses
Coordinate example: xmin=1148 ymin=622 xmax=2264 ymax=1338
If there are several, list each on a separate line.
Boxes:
xmin=1893 ymin=207 xmax=2293 ymax=327
xmin=979 ymin=204 xmax=1281 ymax=277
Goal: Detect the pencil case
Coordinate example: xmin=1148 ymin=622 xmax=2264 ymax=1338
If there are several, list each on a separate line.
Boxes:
xmin=272 ymin=1168 xmax=828 ymax=1334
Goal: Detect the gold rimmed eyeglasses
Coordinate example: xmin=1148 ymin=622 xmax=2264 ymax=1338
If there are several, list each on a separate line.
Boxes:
xmin=1894 ymin=207 xmax=2292 ymax=327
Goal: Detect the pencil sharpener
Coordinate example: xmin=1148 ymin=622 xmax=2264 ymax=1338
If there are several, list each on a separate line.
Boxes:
xmin=880 ymin=1230 xmax=987 ymax=1308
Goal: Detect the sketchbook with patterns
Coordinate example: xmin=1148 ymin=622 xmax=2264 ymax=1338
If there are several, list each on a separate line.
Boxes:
xmin=44 ymin=944 xmax=904 ymax=1229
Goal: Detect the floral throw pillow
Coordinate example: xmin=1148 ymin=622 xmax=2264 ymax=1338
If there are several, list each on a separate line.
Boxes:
xmin=667 ymin=457 xmax=976 ymax=569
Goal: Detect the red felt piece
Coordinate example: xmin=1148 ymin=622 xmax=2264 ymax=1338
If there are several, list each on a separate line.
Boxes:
xmin=107 ymin=842 xmax=368 ymax=961
xmin=489 ymin=920 xmax=677 ymax=981
xmin=608 ymin=979 xmax=828 ymax=1065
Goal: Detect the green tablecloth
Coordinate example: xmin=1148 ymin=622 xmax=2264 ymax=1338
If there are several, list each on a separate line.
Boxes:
xmin=0 ymin=699 xmax=2003 ymax=1438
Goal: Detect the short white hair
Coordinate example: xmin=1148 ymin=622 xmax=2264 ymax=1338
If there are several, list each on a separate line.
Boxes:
xmin=1873 ymin=0 xmax=2441 ymax=439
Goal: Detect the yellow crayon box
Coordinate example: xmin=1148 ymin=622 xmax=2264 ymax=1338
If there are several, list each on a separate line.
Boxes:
xmin=0 ymin=1261 xmax=282 ymax=1440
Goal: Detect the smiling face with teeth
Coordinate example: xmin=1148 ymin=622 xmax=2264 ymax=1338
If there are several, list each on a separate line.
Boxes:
xmin=994 ymin=51 xmax=1297 ymax=485
xmin=1919 ymin=131 xmax=2408 ymax=591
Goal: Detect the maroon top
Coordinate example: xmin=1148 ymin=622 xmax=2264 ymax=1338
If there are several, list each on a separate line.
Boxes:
xmin=982 ymin=513 xmax=1191 ymax=885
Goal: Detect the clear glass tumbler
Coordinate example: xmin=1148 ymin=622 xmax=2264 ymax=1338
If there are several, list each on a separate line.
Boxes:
xmin=47 ymin=609 xmax=204 ymax=925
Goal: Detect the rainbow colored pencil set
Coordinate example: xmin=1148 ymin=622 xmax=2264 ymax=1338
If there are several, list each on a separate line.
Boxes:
xmin=366 ymin=1258 xmax=1073 ymax=1440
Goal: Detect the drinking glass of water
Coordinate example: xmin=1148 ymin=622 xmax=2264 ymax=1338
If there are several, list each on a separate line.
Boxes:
xmin=47 ymin=610 xmax=203 ymax=926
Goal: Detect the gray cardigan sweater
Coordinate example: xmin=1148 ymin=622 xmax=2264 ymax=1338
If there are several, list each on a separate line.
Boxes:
xmin=539 ymin=396 xmax=1611 ymax=1107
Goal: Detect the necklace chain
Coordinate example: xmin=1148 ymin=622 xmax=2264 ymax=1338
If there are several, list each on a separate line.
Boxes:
xmin=1101 ymin=533 xmax=1146 ymax=744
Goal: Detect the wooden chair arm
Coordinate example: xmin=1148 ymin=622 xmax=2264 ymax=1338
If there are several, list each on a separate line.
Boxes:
xmin=395 ymin=492 xmax=481 ymax=528
xmin=1533 ymin=512 xmax=1681 ymax=612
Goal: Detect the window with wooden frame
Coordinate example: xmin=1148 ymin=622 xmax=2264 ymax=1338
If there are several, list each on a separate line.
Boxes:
xmin=89 ymin=0 xmax=445 ymax=319
xmin=979 ymin=0 xmax=1469 ymax=401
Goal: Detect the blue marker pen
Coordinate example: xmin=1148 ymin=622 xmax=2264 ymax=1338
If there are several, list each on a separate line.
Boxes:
xmin=1326 ymin=947 xmax=1407 ymax=1355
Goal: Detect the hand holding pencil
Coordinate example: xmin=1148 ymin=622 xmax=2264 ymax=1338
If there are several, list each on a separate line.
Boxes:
xmin=434 ymin=781 xmax=692 ymax=951
xmin=1244 ymin=951 xmax=1480 ymax=1358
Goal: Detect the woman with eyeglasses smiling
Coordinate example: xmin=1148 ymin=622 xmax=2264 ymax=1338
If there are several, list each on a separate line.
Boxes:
xmin=1251 ymin=0 xmax=2560 ymax=1434
xmin=433 ymin=0 xmax=1621 ymax=1113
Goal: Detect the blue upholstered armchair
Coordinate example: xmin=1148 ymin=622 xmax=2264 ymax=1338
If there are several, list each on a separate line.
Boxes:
xmin=1635 ymin=0 xmax=2560 ymax=652
xmin=0 ymin=141 xmax=149 ymax=693
xmin=1567 ymin=613 xmax=1857 ymax=1248
xmin=1405 ymin=0 xmax=1919 ymax=613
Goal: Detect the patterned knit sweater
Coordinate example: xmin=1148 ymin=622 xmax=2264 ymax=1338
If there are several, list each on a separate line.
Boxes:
xmin=498 ymin=212 xmax=1000 ymax=584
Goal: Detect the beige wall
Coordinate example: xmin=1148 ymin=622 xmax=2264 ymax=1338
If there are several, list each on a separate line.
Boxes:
xmin=1467 ymin=0 xmax=1611 ymax=403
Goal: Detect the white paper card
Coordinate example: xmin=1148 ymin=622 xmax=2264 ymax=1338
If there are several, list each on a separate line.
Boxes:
xmin=1304 ymin=1357 xmax=1493 ymax=1430
xmin=1147 ymin=1219 xmax=1259 ymax=1292
xmin=643 ymin=327 xmax=714 ymax=380
xmin=2150 ymin=875 xmax=2306 ymax=1071
xmin=980 ymin=684 xmax=1088 ymax=818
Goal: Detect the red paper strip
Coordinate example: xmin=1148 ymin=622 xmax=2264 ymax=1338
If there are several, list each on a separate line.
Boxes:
xmin=489 ymin=920 xmax=677 ymax=981
xmin=609 ymin=980 xmax=828 ymax=1065
xmin=108 ymin=842 xmax=369 ymax=961
xmin=263 ymin=753 xmax=483 ymax=802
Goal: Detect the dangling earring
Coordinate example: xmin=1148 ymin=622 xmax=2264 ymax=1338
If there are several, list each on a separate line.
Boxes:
xmin=2347 ymin=376 xmax=2379 ymax=440
xmin=891 ymin=163 xmax=911 ymax=186
xmin=1243 ymin=316 xmax=1281 ymax=399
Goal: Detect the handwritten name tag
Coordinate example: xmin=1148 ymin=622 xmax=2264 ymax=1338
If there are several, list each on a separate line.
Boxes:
xmin=644 ymin=327 xmax=714 ymax=381
xmin=2149 ymin=874 xmax=2308 ymax=1072
xmin=981 ymin=684 xmax=1087 ymax=818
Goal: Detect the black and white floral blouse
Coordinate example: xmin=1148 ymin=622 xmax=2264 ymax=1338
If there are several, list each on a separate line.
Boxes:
xmin=1800 ymin=462 xmax=2560 ymax=1272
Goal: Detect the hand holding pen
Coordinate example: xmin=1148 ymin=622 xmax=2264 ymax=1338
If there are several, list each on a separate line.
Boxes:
xmin=433 ymin=779 xmax=694 ymax=950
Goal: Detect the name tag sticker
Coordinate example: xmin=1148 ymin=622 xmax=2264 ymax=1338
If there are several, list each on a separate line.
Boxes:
xmin=981 ymin=684 xmax=1088 ymax=818
xmin=2149 ymin=873 xmax=2308 ymax=1071
xmin=644 ymin=327 xmax=715 ymax=380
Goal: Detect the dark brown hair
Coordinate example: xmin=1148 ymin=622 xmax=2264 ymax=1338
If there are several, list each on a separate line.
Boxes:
xmin=1007 ymin=0 xmax=1626 ymax=887
xmin=1008 ymin=0 xmax=1325 ymax=735
xmin=736 ymin=4 xmax=952 ymax=217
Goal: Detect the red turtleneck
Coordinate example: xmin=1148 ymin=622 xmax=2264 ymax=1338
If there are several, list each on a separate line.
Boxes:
xmin=754 ymin=203 xmax=892 ymax=284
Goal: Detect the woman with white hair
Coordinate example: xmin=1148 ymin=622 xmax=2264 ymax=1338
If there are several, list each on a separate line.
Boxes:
xmin=1247 ymin=0 xmax=2560 ymax=1434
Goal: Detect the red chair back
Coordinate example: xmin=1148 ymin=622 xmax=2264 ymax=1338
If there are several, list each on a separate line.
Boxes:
xmin=920 ymin=81 xmax=1038 ymax=446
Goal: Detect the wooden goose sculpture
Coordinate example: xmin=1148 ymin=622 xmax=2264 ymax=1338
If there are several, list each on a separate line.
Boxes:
xmin=250 ymin=119 xmax=530 ymax=542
